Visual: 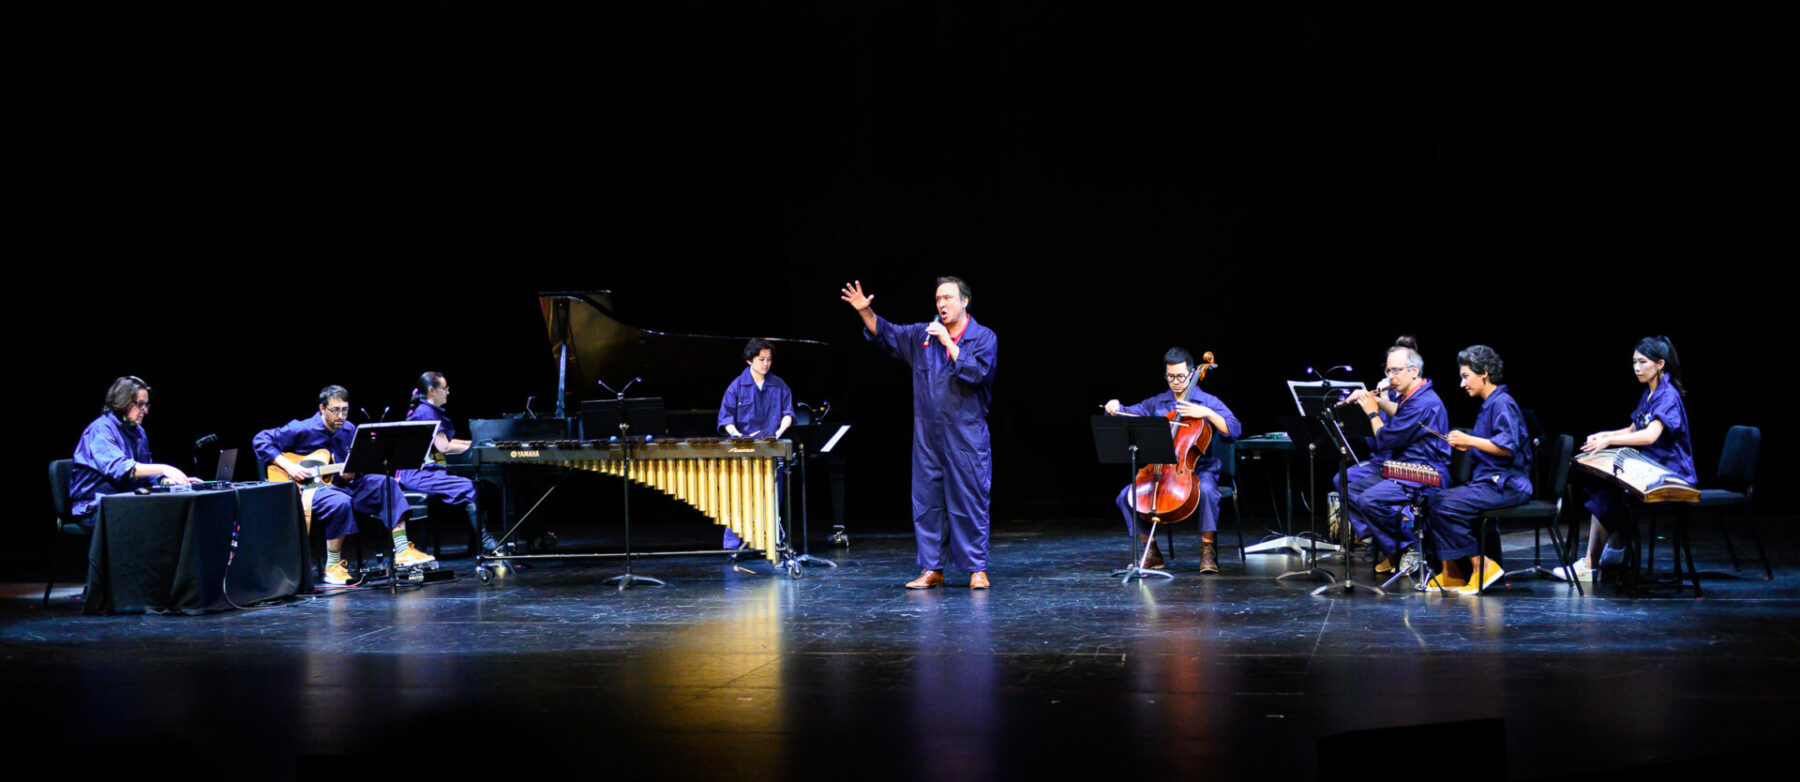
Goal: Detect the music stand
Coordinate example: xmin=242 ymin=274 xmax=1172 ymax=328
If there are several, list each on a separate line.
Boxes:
xmin=1091 ymin=415 xmax=1180 ymax=583
xmin=1271 ymin=412 xmax=1341 ymax=584
xmin=580 ymin=397 xmax=667 ymax=441
xmin=584 ymin=397 xmax=668 ymax=589
xmin=788 ymin=424 xmax=850 ymax=569
xmin=344 ymin=421 xmax=441 ymax=594
xmin=1305 ymin=393 xmax=1386 ymax=598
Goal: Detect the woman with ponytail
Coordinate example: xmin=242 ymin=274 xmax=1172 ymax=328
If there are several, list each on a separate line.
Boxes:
xmin=1563 ymin=336 xmax=1696 ymax=581
xmin=398 ymin=372 xmax=502 ymax=554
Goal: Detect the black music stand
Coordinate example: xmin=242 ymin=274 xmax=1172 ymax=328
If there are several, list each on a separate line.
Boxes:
xmin=1091 ymin=415 xmax=1180 ymax=583
xmin=344 ymin=421 xmax=441 ymax=594
xmin=580 ymin=397 xmax=667 ymax=441
xmin=1309 ymin=395 xmax=1386 ymax=597
xmin=585 ymin=397 xmax=668 ymax=590
xmin=788 ymin=424 xmax=850 ymax=570
xmin=1273 ymin=412 xmax=1338 ymax=584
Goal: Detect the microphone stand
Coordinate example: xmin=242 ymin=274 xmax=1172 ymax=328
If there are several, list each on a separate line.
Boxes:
xmin=598 ymin=376 xmax=664 ymax=590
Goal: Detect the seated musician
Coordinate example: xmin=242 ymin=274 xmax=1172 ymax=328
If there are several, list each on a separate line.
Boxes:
xmin=1422 ymin=346 xmax=1532 ymax=594
xmin=69 ymin=376 xmax=201 ymax=528
xmin=253 ymin=385 xmax=435 ymax=586
xmin=1104 ymin=347 xmax=1241 ymax=573
xmin=716 ymin=338 xmax=794 ymax=549
xmin=1562 ymin=336 xmax=1695 ymax=581
xmin=1338 ymin=336 xmax=1450 ymax=575
xmin=398 ymin=372 xmax=502 ymax=555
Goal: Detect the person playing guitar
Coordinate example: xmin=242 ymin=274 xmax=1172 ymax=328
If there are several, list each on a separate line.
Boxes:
xmin=253 ymin=385 xmax=435 ymax=586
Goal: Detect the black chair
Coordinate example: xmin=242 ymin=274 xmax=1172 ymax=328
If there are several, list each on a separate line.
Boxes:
xmin=1156 ymin=437 xmax=1247 ymax=567
xmin=44 ymin=459 xmax=88 ymax=607
xmin=1692 ymin=425 xmax=1768 ymax=580
xmin=1473 ymin=434 xmax=1582 ymax=595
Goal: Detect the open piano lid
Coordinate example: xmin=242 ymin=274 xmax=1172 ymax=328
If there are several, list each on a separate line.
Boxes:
xmin=541 ymin=291 xmax=837 ymax=414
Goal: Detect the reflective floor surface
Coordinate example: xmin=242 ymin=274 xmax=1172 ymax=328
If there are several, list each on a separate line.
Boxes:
xmin=6 ymin=516 xmax=1797 ymax=781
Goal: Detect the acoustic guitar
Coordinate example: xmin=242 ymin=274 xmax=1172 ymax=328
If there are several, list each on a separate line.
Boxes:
xmin=266 ymin=449 xmax=347 ymax=489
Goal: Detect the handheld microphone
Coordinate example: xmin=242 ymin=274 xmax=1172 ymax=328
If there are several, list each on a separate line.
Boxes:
xmin=192 ymin=434 xmax=218 ymax=451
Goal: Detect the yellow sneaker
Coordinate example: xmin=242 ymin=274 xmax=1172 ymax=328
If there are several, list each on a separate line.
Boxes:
xmin=394 ymin=544 xmax=437 ymax=568
xmin=1424 ymin=572 xmax=1466 ymax=593
xmin=323 ymin=560 xmax=354 ymax=586
xmin=1458 ymin=564 xmax=1506 ymax=595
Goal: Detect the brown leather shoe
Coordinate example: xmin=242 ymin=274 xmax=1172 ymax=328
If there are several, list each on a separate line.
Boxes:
xmin=969 ymin=571 xmax=990 ymax=590
xmin=1137 ymin=535 xmax=1166 ymax=570
xmin=1199 ymin=540 xmax=1219 ymax=574
xmin=905 ymin=570 xmax=945 ymax=589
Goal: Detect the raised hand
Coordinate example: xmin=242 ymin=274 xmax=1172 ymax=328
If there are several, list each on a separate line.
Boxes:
xmin=840 ymin=280 xmax=874 ymax=311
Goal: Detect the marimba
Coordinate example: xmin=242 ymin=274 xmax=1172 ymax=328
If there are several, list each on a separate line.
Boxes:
xmin=475 ymin=438 xmax=792 ymax=562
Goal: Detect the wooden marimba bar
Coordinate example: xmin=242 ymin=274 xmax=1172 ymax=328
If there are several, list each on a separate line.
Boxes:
xmin=476 ymin=439 xmax=792 ymax=563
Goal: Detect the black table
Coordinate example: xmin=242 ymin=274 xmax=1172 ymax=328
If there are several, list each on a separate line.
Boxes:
xmin=84 ymin=481 xmax=312 ymax=615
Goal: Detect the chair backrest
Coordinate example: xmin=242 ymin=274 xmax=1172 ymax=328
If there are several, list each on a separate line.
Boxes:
xmin=1544 ymin=435 xmax=1575 ymax=501
xmin=1715 ymin=425 xmax=1761 ymax=493
xmin=48 ymin=459 xmax=75 ymax=525
xmin=1213 ymin=437 xmax=1237 ymax=481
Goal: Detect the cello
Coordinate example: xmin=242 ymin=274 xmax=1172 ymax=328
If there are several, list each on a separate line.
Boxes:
xmin=1122 ymin=351 xmax=1219 ymax=526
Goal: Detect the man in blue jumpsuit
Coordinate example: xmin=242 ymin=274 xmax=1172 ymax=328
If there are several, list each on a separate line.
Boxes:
xmin=254 ymin=385 xmax=436 ymax=586
xmin=1425 ymin=345 xmax=1533 ymax=594
xmin=399 ymin=372 xmax=502 ymax=554
xmin=69 ymin=376 xmax=200 ymax=527
xmin=1339 ymin=340 xmax=1450 ymax=574
xmin=716 ymin=337 xmax=795 ymax=549
xmin=841 ymin=277 xmax=998 ymax=589
xmin=1103 ymin=347 xmax=1241 ymax=573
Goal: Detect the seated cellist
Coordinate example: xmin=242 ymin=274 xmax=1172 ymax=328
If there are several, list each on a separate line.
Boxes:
xmin=1104 ymin=347 xmax=1242 ymax=573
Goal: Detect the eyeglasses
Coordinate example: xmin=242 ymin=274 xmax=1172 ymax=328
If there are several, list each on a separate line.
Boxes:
xmin=324 ymin=406 xmax=351 ymax=416
xmin=1384 ymin=366 xmax=1415 ymax=376
xmin=1165 ymin=373 xmax=1191 ymax=383
xmin=132 ymin=400 xmax=152 ymax=410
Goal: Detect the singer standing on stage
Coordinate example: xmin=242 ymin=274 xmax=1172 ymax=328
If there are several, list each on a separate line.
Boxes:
xmin=841 ymin=277 xmax=999 ymax=589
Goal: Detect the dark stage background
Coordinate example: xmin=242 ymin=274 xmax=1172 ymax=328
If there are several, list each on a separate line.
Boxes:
xmin=9 ymin=2 xmax=1785 ymax=577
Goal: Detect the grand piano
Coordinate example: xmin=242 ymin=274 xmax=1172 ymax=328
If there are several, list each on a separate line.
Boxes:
xmin=453 ymin=291 xmax=852 ymax=550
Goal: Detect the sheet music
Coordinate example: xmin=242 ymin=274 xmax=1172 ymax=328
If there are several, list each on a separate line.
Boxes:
xmin=821 ymin=425 xmax=851 ymax=453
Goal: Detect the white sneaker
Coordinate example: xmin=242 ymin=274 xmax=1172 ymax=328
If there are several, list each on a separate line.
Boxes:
xmin=1554 ymin=557 xmax=1594 ymax=583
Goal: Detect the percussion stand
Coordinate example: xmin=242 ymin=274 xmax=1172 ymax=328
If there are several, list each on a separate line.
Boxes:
xmin=598 ymin=378 xmax=664 ymax=591
xmin=1312 ymin=408 xmax=1385 ymax=597
xmin=1378 ymin=485 xmax=1452 ymax=594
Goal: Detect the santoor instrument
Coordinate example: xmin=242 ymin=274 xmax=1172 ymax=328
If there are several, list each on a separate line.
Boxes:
xmin=1573 ymin=447 xmax=1699 ymax=503
xmin=476 ymin=438 xmax=792 ymax=562
xmin=1381 ymin=461 xmax=1443 ymax=488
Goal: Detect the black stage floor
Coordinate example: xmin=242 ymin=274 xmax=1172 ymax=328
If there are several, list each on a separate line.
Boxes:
xmin=7 ymin=517 xmax=1799 ymax=781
